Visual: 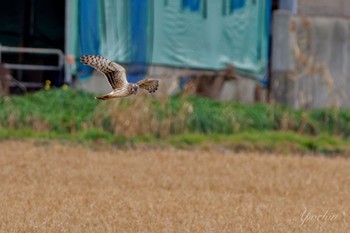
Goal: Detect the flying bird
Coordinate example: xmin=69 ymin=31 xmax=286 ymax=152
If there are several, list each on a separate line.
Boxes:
xmin=80 ymin=55 xmax=159 ymax=100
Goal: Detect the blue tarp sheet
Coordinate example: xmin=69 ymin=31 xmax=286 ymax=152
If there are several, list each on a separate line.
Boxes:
xmin=78 ymin=0 xmax=100 ymax=79
xmin=67 ymin=0 xmax=271 ymax=81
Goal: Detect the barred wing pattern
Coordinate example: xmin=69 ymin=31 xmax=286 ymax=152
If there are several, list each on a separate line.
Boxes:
xmin=80 ymin=54 xmax=160 ymax=100
xmin=80 ymin=55 xmax=127 ymax=90
xmin=136 ymin=79 xmax=159 ymax=93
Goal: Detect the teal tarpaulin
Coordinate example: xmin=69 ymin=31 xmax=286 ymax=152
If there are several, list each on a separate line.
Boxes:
xmin=67 ymin=0 xmax=271 ymax=80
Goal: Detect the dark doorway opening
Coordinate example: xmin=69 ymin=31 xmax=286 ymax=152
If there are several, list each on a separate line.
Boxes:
xmin=0 ymin=0 xmax=65 ymax=93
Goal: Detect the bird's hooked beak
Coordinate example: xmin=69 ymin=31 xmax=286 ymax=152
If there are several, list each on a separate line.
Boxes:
xmin=132 ymin=85 xmax=139 ymax=95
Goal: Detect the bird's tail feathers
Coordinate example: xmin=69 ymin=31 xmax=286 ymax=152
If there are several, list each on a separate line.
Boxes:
xmin=95 ymin=94 xmax=112 ymax=100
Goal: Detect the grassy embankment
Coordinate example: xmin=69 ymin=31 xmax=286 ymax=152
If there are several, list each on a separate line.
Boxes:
xmin=1 ymin=88 xmax=350 ymax=154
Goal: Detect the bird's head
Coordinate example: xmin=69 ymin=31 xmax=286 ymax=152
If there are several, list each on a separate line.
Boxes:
xmin=130 ymin=84 xmax=139 ymax=95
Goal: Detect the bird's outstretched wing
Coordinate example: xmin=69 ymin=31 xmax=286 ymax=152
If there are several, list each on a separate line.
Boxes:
xmin=80 ymin=55 xmax=127 ymax=90
xmin=136 ymin=79 xmax=159 ymax=93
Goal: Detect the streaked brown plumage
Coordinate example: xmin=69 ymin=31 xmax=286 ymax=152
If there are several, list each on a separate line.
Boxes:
xmin=80 ymin=55 xmax=159 ymax=100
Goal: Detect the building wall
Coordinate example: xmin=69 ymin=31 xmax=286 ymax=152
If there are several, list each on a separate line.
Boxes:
xmin=271 ymin=10 xmax=350 ymax=109
xmin=298 ymin=0 xmax=350 ymax=17
xmin=279 ymin=0 xmax=350 ymax=17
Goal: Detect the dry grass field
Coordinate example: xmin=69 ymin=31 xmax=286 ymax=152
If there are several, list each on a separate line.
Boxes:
xmin=0 ymin=140 xmax=349 ymax=232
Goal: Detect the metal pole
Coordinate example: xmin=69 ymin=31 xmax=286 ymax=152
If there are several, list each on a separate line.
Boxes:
xmin=64 ymin=0 xmax=73 ymax=85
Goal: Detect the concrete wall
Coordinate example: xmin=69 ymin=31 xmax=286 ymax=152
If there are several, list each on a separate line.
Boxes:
xmin=279 ymin=0 xmax=350 ymax=17
xmin=298 ymin=0 xmax=350 ymax=17
xmin=271 ymin=10 xmax=350 ymax=109
xmin=219 ymin=78 xmax=258 ymax=104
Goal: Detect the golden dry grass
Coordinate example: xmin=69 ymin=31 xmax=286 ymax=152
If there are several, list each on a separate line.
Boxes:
xmin=95 ymin=95 xmax=193 ymax=138
xmin=0 ymin=140 xmax=349 ymax=232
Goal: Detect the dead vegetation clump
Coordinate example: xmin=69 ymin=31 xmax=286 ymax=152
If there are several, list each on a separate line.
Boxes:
xmin=290 ymin=16 xmax=347 ymax=108
xmin=95 ymin=94 xmax=193 ymax=138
